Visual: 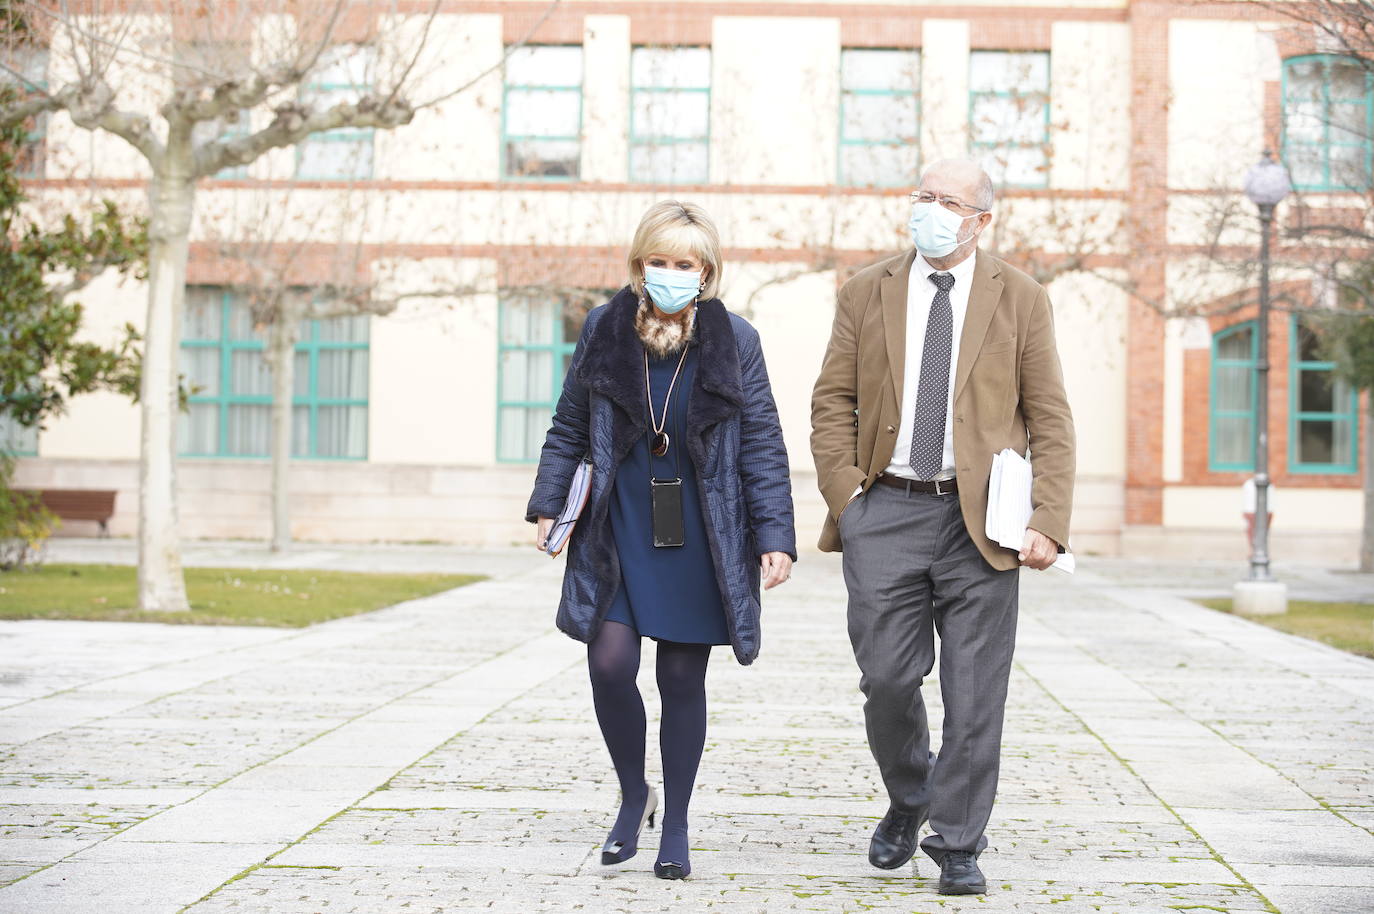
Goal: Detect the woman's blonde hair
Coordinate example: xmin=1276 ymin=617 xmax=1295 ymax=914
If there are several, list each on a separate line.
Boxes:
xmin=626 ymin=200 xmax=722 ymax=301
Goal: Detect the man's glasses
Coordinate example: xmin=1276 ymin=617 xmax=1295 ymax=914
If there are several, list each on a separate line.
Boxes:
xmin=909 ymin=191 xmax=987 ymax=216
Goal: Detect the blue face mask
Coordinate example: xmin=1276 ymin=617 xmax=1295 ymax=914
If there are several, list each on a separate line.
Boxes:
xmin=908 ymin=202 xmax=977 ymax=258
xmin=643 ymin=265 xmax=703 ymax=314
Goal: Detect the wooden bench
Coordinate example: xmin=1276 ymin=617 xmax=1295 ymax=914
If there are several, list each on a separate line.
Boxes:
xmin=14 ymin=489 xmax=118 ymax=537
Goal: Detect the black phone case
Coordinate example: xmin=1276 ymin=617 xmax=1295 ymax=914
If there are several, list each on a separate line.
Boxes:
xmin=651 ymin=478 xmax=685 ymax=547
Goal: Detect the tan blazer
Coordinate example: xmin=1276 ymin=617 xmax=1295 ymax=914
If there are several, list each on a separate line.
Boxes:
xmin=810 ymin=249 xmax=1075 ymax=571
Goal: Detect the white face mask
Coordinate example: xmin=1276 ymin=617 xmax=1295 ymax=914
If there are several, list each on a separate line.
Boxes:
xmin=643 ymin=265 xmax=702 ymax=314
xmin=908 ymin=202 xmax=979 ymax=258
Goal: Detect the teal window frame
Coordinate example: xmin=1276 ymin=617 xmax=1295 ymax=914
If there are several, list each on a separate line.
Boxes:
xmin=628 ymin=46 xmax=711 ymax=185
xmin=1288 ymin=315 xmax=1359 ymax=474
xmin=968 ymin=50 xmax=1051 ymax=189
xmin=5 ymin=46 xmax=48 ymax=179
xmin=180 ymin=288 xmax=369 ymax=460
xmin=1282 ymin=54 xmax=1374 ymax=192
xmin=295 ymin=54 xmax=374 ymax=181
xmin=0 ymin=412 xmax=38 ymax=457
xmin=1209 ymin=321 xmax=1258 ymax=472
xmin=501 ymin=45 xmax=583 ymax=182
xmin=495 ymin=295 xmax=583 ymax=463
xmin=837 ymin=47 xmax=921 ymax=188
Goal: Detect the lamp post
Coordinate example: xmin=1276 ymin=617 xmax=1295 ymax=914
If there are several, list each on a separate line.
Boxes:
xmin=1235 ymin=150 xmax=1290 ymax=615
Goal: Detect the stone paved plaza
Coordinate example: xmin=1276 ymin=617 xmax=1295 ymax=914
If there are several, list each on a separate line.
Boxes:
xmin=1 ymin=540 xmax=1372 ymax=913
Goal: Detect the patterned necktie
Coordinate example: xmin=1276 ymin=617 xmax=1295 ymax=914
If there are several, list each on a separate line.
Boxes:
xmin=909 ymin=272 xmax=955 ymax=479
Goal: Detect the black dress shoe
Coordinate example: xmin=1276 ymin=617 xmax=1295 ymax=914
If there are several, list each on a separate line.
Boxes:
xmin=937 ymin=850 xmax=987 ymax=895
xmin=868 ymin=807 xmax=925 ymax=869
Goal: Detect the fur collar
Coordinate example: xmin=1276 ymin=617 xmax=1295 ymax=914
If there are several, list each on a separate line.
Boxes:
xmin=634 ymin=296 xmax=695 ymax=358
xmin=576 ymin=287 xmax=744 ymax=449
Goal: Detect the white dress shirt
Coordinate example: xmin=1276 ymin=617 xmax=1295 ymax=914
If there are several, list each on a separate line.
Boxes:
xmin=884 ymin=251 xmax=978 ymax=481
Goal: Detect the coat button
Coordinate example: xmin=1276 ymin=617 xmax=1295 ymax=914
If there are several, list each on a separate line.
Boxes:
xmin=886 ymin=425 xmax=895 ymax=434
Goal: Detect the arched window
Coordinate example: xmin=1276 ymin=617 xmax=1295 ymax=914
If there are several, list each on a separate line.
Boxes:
xmin=1210 ymin=322 xmax=1257 ymax=471
xmin=1283 ymin=54 xmax=1373 ymax=191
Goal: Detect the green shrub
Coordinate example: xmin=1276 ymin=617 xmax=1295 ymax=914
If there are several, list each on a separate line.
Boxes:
xmin=0 ymin=454 xmax=56 ymax=570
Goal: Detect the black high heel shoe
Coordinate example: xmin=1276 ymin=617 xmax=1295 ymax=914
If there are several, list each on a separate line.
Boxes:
xmin=654 ymin=825 xmax=691 ymax=879
xmin=600 ymin=785 xmax=658 ymax=865
xmin=653 ymin=859 xmax=690 ymax=880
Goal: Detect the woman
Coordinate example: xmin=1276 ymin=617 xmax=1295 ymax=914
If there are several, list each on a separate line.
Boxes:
xmin=527 ymin=200 xmax=796 ymax=879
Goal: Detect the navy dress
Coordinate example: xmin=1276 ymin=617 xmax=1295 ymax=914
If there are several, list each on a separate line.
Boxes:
xmin=605 ymin=343 xmax=730 ymax=646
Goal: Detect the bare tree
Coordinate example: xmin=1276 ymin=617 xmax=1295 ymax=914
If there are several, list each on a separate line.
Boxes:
xmin=202 ymin=182 xmax=390 ymax=553
xmin=0 ymin=1 xmax=556 ymax=608
xmin=205 ymin=179 xmax=607 ymax=552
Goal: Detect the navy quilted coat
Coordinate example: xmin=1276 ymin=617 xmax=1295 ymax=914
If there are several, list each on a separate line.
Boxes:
xmin=526 ymin=288 xmax=796 ymax=665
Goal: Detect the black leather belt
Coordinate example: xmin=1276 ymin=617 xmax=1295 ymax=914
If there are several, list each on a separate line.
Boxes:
xmin=874 ymin=474 xmax=959 ymax=496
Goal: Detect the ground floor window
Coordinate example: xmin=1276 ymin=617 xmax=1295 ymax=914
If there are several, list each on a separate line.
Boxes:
xmin=496 ymin=293 xmax=589 ymax=462
xmin=1290 ymin=316 xmax=1358 ymax=473
xmin=179 ymin=287 xmax=369 ymax=459
xmin=0 ymin=413 xmax=37 ymax=456
xmin=1209 ymin=321 xmax=1257 ymax=472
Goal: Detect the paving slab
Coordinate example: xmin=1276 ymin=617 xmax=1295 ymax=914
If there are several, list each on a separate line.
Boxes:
xmin=0 ymin=545 xmax=1369 ymax=913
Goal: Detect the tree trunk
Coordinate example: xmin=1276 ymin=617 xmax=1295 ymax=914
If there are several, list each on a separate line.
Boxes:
xmin=268 ymin=316 xmax=298 ymax=553
xmin=137 ymin=167 xmax=194 ymax=612
xmin=1363 ymin=393 xmax=1373 ymax=572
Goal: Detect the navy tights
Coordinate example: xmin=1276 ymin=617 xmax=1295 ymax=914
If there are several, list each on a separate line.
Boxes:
xmin=588 ymin=620 xmax=710 ymax=867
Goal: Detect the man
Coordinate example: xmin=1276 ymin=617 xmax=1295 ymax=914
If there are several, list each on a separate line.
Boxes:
xmin=810 ymin=159 xmax=1075 ymax=895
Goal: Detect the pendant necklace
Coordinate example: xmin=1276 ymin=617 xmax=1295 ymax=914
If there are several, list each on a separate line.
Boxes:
xmin=645 ymin=342 xmax=691 ymax=458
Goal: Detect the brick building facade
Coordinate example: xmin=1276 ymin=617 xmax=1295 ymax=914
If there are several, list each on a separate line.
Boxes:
xmin=4 ymin=0 xmax=1367 ymax=561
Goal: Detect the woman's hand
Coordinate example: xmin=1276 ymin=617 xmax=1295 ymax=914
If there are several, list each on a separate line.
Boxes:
xmin=760 ymin=551 xmax=792 ymax=590
xmin=535 ymin=516 xmax=555 ymax=552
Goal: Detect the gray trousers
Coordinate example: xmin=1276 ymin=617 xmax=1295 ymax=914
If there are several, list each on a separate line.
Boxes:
xmin=840 ymin=483 xmax=1019 ymax=863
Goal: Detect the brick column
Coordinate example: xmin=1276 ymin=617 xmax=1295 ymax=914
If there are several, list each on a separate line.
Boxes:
xmin=1125 ymin=1 xmax=1170 ymax=525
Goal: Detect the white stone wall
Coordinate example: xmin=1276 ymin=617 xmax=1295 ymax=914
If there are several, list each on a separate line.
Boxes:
xmin=1050 ymin=22 xmax=1131 ymax=191
xmin=581 ymin=15 xmax=631 ymax=184
xmin=368 ymin=257 xmax=500 ymax=466
xmin=710 ymin=17 xmax=841 ymax=185
xmin=375 ymin=14 xmax=505 ymax=183
xmin=1167 ymin=20 xmax=1271 ymax=192
xmin=38 ymin=270 xmax=146 ymax=461
xmin=1164 ymin=485 xmax=1364 ymax=532
xmin=920 ymin=20 xmax=970 ymax=164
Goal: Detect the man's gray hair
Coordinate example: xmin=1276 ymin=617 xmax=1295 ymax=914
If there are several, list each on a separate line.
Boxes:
xmin=920 ymin=158 xmax=997 ymax=211
xmin=975 ymin=172 xmax=995 ymax=211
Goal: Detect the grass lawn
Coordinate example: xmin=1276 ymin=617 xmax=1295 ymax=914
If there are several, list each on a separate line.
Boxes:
xmin=1197 ymin=598 xmax=1374 ymax=659
xmin=0 ymin=564 xmax=483 ymax=627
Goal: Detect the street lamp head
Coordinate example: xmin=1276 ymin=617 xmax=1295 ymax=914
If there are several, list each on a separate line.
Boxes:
xmin=1244 ymin=149 xmax=1292 ymax=207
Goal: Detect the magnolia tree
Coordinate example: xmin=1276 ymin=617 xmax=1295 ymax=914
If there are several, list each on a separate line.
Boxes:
xmin=0 ymin=95 xmax=146 ymax=434
xmin=0 ymin=0 xmax=548 ymax=609
xmin=0 ymin=89 xmax=147 ymax=568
